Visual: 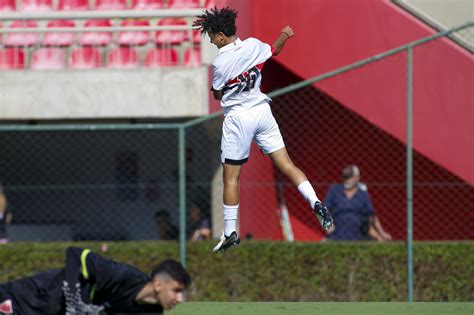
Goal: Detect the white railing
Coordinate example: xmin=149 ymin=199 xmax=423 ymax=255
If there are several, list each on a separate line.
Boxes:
xmin=0 ymin=9 xmax=203 ymax=21
xmin=0 ymin=9 xmax=215 ymax=69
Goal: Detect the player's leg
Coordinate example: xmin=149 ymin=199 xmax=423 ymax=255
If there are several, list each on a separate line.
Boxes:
xmin=213 ymin=163 xmax=242 ymax=253
xmin=223 ymin=163 xmax=241 ymax=236
xmin=255 ymin=103 xmax=334 ymax=231
xmin=268 ymin=148 xmax=333 ymax=230
xmin=213 ymin=113 xmax=254 ymax=252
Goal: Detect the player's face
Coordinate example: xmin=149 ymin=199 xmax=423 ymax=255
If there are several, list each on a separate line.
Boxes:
xmin=208 ymin=32 xmax=225 ymax=48
xmin=155 ymin=279 xmax=185 ymax=310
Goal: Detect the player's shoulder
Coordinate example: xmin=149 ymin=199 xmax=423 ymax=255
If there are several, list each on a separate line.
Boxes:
xmin=243 ymin=37 xmax=261 ymax=44
xmin=243 ymin=37 xmax=269 ymax=48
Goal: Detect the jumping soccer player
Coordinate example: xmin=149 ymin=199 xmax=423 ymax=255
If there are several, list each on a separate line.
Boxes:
xmin=193 ymin=7 xmax=334 ymax=253
xmin=0 ymin=246 xmax=191 ymax=314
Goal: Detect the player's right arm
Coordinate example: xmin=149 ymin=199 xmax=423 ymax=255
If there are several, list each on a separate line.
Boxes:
xmin=212 ymin=88 xmax=223 ymax=100
xmin=272 ymin=26 xmax=294 ymax=56
xmin=211 ymin=64 xmax=224 ymax=100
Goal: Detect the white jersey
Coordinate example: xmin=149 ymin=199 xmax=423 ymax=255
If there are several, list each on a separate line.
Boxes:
xmin=212 ymin=37 xmax=273 ymax=116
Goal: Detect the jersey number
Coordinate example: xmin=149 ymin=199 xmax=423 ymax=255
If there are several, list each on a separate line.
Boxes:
xmin=237 ymin=67 xmax=259 ymax=93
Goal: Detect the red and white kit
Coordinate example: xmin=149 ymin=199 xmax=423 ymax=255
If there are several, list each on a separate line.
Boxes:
xmin=212 ymin=37 xmax=285 ymax=164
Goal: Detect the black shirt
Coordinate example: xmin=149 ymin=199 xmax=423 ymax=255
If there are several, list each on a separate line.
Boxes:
xmin=0 ymin=247 xmax=164 ymax=314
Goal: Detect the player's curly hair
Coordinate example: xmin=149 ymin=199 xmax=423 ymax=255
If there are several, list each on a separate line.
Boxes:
xmin=193 ymin=7 xmax=238 ymax=36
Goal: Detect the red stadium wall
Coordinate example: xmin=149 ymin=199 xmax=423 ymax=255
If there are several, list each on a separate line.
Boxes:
xmin=248 ymin=0 xmax=473 ymax=185
xmin=213 ymin=0 xmax=473 ymax=240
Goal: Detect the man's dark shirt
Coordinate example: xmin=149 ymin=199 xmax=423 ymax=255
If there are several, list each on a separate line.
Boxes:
xmin=325 ymin=183 xmax=375 ymax=241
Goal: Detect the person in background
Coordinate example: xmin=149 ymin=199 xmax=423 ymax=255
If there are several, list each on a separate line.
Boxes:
xmin=155 ymin=209 xmax=179 ymax=240
xmin=325 ymin=165 xmax=392 ymax=241
xmin=0 ymin=183 xmax=13 ymax=244
xmin=188 ymin=203 xmax=211 ymax=241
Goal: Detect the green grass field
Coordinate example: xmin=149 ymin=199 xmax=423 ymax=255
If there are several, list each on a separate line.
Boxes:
xmin=168 ymin=302 xmax=474 ymax=315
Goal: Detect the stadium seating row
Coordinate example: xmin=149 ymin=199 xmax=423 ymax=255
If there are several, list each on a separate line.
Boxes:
xmin=0 ymin=18 xmax=201 ymax=46
xmin=0 ymin=46 xmax=201 ymax=69
xmin=0 ymin=0 xmax=214 ymax=11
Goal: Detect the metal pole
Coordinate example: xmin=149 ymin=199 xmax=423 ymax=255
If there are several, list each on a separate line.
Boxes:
xmin=178 ymin=127 xmax=187 ymax=268
xmin=406 ymin=46 xmax=414 ymax=303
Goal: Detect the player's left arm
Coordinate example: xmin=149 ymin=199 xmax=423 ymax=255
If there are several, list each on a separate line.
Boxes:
xmin=272 ymin=26 xmax=294 ymax=56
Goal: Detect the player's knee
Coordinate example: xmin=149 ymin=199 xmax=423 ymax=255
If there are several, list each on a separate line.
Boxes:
xmin=223 ymin=177 xmax=239 ymax=187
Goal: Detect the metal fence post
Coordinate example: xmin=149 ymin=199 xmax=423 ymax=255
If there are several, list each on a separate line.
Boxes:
xmin=178 ymin=126 xmax=187 ymax=268
xmin=406 ymin=45 xmax=414 ymax=303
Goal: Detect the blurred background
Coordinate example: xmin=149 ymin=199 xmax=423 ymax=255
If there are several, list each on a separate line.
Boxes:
xmin=0 ymin=0 xmax=473 ymax=302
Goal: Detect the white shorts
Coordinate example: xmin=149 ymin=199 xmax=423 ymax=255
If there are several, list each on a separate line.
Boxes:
xmin=221 ymin=102 xmax=285 ymax=164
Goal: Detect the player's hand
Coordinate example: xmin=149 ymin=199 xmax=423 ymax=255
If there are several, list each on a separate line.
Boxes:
xmin=281 ymin=26 xmax=294 ymax=39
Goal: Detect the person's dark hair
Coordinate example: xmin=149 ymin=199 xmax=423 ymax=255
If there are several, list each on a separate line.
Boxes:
xmin=155 ymin=209 xmax=171 ymax=219
xmin=342 ymin=165 xmax=360 ymax=180
xmin=193 ymin=7 xmax=238 ymax=37
xmin=151 ymin=259 xmax=191 ymax=288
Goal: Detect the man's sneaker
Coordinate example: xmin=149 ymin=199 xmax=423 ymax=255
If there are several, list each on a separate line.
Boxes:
xmin=313 ymin=201 xmax=334 ymax=231
xmin=213 ymin=231 xmax=240 ymax=253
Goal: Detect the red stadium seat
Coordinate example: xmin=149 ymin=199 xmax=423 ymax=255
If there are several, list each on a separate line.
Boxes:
xmin=167 ymin=0 xmax=199 ymax=8
xmin=184 ymin=47 xmax=201 ymax=66
xmin=80 ymin=19 xmax=113 ymax=46
xmin=0 ymin=0 xmax=15 ymax=11
xmin=95 ymin=0 xmax=126 ymax=10
xmin=144 ymin=47 xmax=178 ymax=67
xmin=43 ymin=20 xmax=76 ymax=47
xmin=4 ymin=21 xmax=40 ymax=47
xmin=69 ymin=47 xmax=102 ymax=69
xmin=155 ymin=18 xmax=189 ymax=46
xmin=193 ymin=30 xmax=201 ymax=44
xmin=31 ymin=48 xmax=66 ymax=70
xmin=57 ymin=0 xmax=89 ymax=10
xmin=205 ymin=0 xmax=214 ymax=8
xmin=0 ymin=48 xmax=25 ymax=70
xmin=107 ymin=47 xmax=139 ymax=68
xmin=131 ymin=0 xmax=162 ymax=10
xmin=117 ymin=20 xmax=150 ymax=46
xmin=21 ymin=0 xmax=52 ymax=11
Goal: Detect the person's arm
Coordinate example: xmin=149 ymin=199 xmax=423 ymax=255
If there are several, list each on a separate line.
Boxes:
xmin=368 ymin=224 xmax=384 ymax=241
xmin=211 ymin=65 xmax=224 ymax=100
xmin=272 ymin=26 xmax=294 ymax=56
xmin=373 ymin=216 xmax=392 ymax=240
xmin=6 ymin=212 xmax=12 ymax=225
xmin=191 ymin=227 xmax=211 ymax=241
xmin=324 ymin=186 xmax=337 ymax=235
xmin=212 ymin=89 xmax=223 ymax=100
xmin=191 ymin=218 xmax=212 ymax=241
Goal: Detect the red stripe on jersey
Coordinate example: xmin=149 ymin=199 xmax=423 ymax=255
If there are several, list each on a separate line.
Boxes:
xmin=225 ymin=62 xmax=265 ymax=86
